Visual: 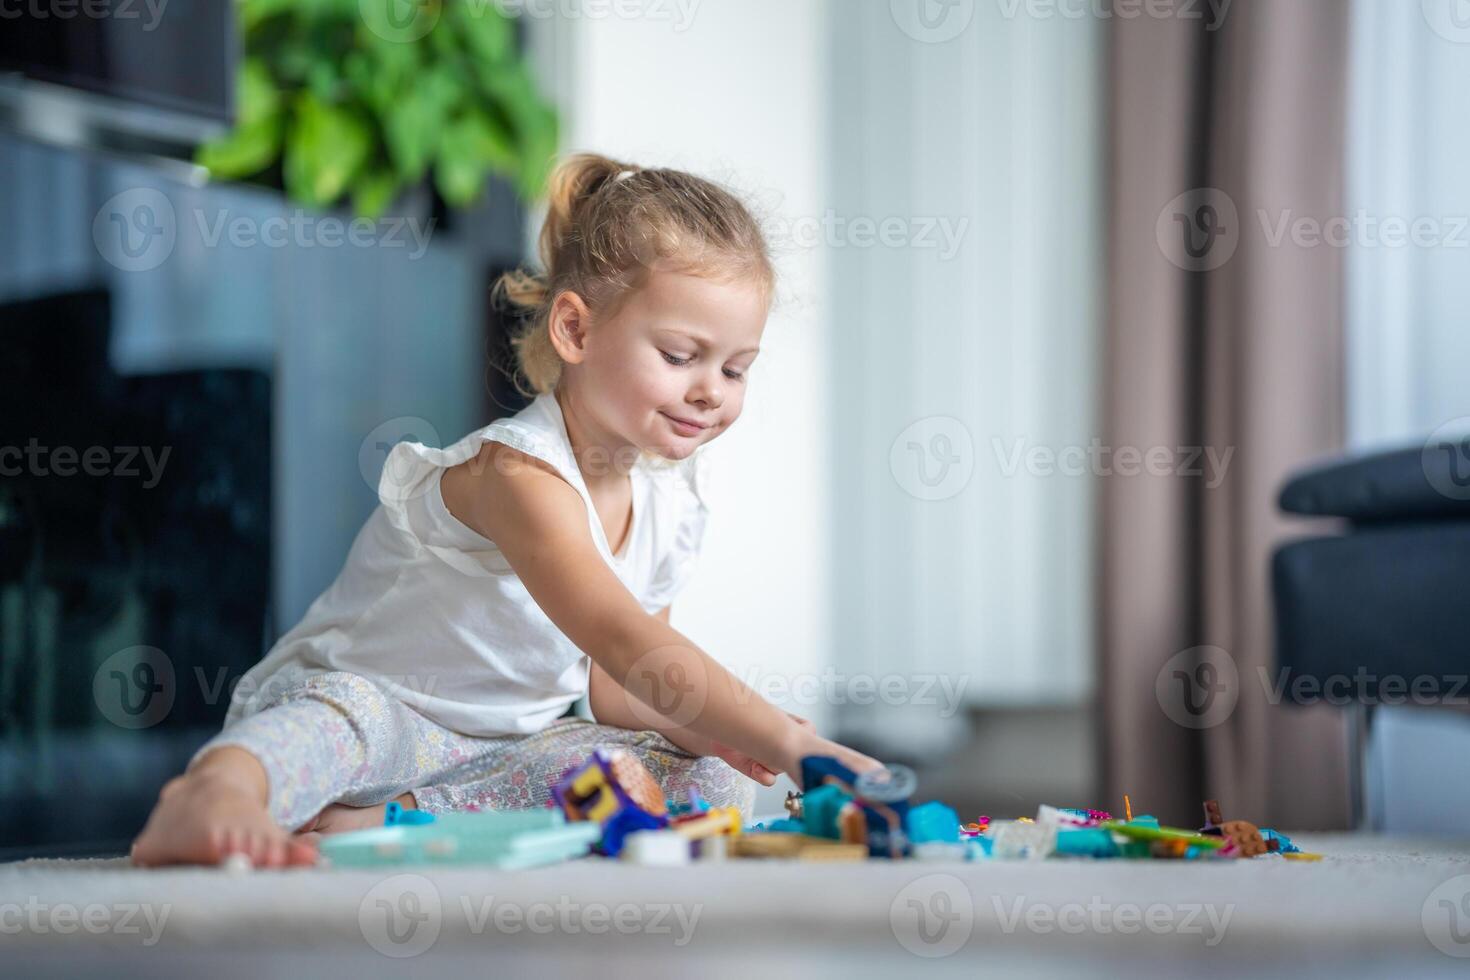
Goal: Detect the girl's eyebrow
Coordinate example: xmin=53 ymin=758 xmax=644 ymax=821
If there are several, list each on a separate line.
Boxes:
xmin=657 ymin=328 xmax=760 ymax=356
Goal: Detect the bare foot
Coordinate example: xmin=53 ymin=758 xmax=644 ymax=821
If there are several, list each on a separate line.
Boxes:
xmin=294 ymin=792 xmax=417 ymax=839
xmin=131 ymin=753 xmax=318 ymax=869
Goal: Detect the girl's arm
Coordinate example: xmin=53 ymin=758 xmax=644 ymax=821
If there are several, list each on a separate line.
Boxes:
xmin=443 ymin=442 xmax=877 ymax=779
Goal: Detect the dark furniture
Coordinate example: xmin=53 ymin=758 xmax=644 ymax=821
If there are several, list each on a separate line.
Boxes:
xmin=1272 ymin=441 xmax=1470 ymax=827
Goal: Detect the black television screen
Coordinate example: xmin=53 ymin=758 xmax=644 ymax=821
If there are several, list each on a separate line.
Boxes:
xmin=0 ymin=0 xmax=236 ymax=122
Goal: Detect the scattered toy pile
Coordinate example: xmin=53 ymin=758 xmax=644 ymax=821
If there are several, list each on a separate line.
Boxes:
xmin=312 ymin=749 xmax=1323 ymax=870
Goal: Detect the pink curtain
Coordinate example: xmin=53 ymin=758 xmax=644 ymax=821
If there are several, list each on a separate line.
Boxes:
xmin=1101 ymin=0 xmax=1352 ymax=830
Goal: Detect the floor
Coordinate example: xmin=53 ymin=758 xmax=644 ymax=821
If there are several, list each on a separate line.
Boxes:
xmin=3 ymin=835 xmax=1468 ymax=978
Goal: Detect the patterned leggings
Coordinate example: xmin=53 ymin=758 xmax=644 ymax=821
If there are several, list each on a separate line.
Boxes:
xmin=189 ymin=671 xmax=753 ymax=832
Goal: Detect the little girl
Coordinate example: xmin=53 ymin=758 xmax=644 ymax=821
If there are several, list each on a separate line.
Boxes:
xmin=131 ymin=153 xmax=878 ymax=867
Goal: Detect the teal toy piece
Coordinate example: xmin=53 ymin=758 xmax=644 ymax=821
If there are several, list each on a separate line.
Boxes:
xmin=321 ymin=808 xmax=600 ymax=869
xmin=906 ymin=801 xmax=960 ymax=844
xmin=1055 ymin=827 xmax=1119 ymax=858
xmin=384 ymin=801 xmax=436 ymax=826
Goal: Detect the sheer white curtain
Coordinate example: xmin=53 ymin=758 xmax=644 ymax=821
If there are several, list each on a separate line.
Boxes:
xmin=1346 ymin=0 xmax=1470 ymax=833
xmin=829 ymin=5 xmax=1104 ymax=744
xmin=1346 ymin=0 xmax=1470 ymax=450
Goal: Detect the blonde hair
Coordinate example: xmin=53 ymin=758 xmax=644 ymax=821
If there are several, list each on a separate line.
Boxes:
xmin=493 ymin=153 xmax=776 ymax=398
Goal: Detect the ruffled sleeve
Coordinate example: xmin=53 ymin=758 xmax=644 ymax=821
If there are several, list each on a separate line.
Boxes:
xmin=642 ymin=451 xmax=711 ymax=610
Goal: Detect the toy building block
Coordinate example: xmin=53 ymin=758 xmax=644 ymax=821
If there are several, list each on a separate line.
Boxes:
xmin=1100 ymin=820 xmax=1225 ymax=850
xmin=620 ymin=830 xmax=691 ymax=866
xmin=730 ymin=833 xmax=867 ymax=861
xmin=1201 ymin=799 xmax=1225 ymax=835
xmin=906 ymin=801 xmax=961 ymax=844
xmin=384 ymin=801 xmax=436 ymax=826
xmin=800 ymin=755 xmax=858 ymax=792
xmin=1055 ymin=827 xmax=1119 ymax=858
xmin=1259 ymin=828 xmax=1300 ymax=854
xmin=991 ymin=819 xmax=1057 ymax=859
xmin=553 ymin=749 xmax=669 ymax=825
xmin=1220 ymin=820 xmax=1268 ymax=857
xmin=600 ymin=805 xmax=666 ymax=857
xmin=320 ymin=808 xmax=601 ymax=869
xmin=670 ymin=806 xmax=743 ymax=840
xmin=800 ymin=784 xmax=853 ymax=840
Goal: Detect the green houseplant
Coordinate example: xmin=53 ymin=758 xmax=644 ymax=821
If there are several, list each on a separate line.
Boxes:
xmin=198 ymin=0 xmax=559 ymax=217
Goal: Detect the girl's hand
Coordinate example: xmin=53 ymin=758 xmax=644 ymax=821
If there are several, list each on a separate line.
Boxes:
xmin=709 ymin=712 xmax=812 ymax=786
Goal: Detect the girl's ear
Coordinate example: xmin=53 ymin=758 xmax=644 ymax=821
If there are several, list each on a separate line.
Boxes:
xmin=547 ymin=291 xmax=593 ymax=364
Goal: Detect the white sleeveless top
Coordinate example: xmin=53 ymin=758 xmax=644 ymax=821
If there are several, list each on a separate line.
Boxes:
xmin=224 ymin=391 xmax=711 ymax=737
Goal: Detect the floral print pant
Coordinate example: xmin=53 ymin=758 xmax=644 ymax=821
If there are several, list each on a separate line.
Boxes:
xmin=190 ymin=670 xmax=752 ymax=832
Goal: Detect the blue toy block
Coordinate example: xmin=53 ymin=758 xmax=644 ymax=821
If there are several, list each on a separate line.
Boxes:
xmin=1055 ymin=827 xmax=1119 ymax=858
xmin=384 ymin=801 xmax=436 ymax=826
xmin=800 ymin=755 xmax=857 ymax=792
xmin=800 ymin=784 xmax=852 ymax=839
xmin=600 ymin=806 xmax=667 ymax=857
xmin=906 ymin=801 xmax=960 ymax=844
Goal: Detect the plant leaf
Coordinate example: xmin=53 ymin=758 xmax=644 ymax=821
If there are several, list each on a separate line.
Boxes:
xmin=352 ymin=167 xmax=403 ymax=220
xmin=283 ymin=92 xmax=373 ymax=209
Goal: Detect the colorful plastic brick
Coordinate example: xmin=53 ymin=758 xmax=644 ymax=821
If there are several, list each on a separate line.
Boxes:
xmin=320 ymin=808 xmax=600 ymax=869
xmin=906 ymin=801 xmax=961 ymax=844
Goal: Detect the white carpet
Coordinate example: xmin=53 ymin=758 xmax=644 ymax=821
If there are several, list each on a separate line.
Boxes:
xmin=3 ymin=834 xmax=1469 ymax=979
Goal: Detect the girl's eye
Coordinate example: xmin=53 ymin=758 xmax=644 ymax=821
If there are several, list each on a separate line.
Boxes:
xmin=724 ymin=369 xmax=745 ymax=381
xmin=660 ymin=351 xmax=691 ymax=366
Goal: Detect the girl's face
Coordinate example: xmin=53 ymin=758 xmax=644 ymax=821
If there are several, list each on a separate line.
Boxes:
xmin=571 ymin=268 xmax=769 ymax=461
